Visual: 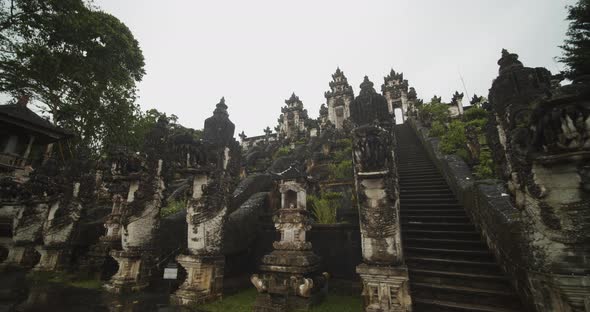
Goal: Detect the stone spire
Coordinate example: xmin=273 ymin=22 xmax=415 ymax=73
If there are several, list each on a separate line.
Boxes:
xmin=350 ymin=76 xmax=390 ymax=127
xmin=203 ymin=97 xmax=235 ymax=147
xmin=498 ymin=49 xmax=523 ymax=75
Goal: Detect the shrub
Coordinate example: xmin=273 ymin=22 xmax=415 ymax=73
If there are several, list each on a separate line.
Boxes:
xmin=429 ymin=121 xmax=446 ymax=137
xmin=440 ymin=120 xmax=467 ymax=155
xmin=463 ymin=107 xmax=488 ymax=122
xmin=161 ymin=199 xmax=185 ymax=217
xmin=273 ymin=146 xmax=291 ymax=159
xmin=474 ymin=148 xmax=495 ymax=179
xmin=307 ymin=192 xmax=341 ymax=224
xmin=418 ymin=102 xmax=450 ymax=125
xmin=329 ymin=160 xmax=353 ymax=180
xmin=333 ymin=139 xmax=353 ymax=162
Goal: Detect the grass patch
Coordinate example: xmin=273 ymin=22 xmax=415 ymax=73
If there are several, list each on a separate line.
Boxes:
xmin=198 ymin=288 xmax=362 ymax=312
xmin=26 ymin=271 xmax=102 ymax=290
xmin=199 ymin=288 xmax=257 ymax=312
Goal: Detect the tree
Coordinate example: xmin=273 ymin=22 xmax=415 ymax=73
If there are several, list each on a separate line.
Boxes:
xmin=560 ymin=0 xmax=590 ymax=80
xmin=0 ymin=0 xmax=145 ymax=155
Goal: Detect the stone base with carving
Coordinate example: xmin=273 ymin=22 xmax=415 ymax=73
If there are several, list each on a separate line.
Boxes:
xmin=170 ymin=254 xmax=225 ymax=306
xmin=104 ymin=249 xmax=152 ymax=293
xmin=32 ymin=245 xmax=70 ymax=271
xmin=356 ymin=264 xmax=412 ymax=312
xmin=0 ymin=245 xmax=39 ymax=270
xmin=252 ymin=250 xmax=328 ymax=312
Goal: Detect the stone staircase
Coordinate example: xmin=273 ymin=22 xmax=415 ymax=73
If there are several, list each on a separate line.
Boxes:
xmin=395 ymin=124 xmax=523 ymax=312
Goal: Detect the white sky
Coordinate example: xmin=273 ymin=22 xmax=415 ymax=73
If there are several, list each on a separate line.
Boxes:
xmin=94 ymin=0 xmax=572 ymax=136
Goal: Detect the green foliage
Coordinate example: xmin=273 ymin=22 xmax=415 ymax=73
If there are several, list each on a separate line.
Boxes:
xmin=440 ymin=120 xmax=466 ymax=155
xmin=0 ymin=0 xmax=145 ymax=155
xmin=560 ymin=0 xmax=590 ymax=79
xmin=429 ymin=121 xmax=446 ymax=137
xmin=161 ymin=199 xmax=185 ymax=217
xmin=329 ymin=160 xmax=353 ymax=180
xmin=463 ymin=107 xmax=488 ymax=122
xmin=26 ymin=271 xmax=102 ymax=290
xmin=333 ymin=139 xmax=353 ymax=162
xmin=273 ymin=146 xmax=292 ymax=159
xmin=307 ymin=192 xmax=341 ymax=224
xmin=418 ymin=100 xmax=450 ymax=126
xmin=474 ymin=148 xmax=495 ymax=179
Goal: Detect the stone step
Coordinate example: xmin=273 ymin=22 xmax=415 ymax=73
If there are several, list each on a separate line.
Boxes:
xmin=402 ymin=203 xmax=462 ymax=209
xmin=401 ymin=215 xmax=470 ymax=223
xmin=400 ymin=188 xmax=453 ymax=195
xmin=413 ymin=298 xmax=521 ymax=312
xmin=409 ymin=269 xmax=512 ymax=292
xmin=400 ymin=192 xmax=456 ymax=198
xmin=400 ymin=182 xmax=450 ymax=189
xmin=400 ymin=198 xmax=458 ymax=205
xmin=405 ymin=247 xmax=495 ymax=262
xmin=402 ymin=229 xmax=482 ymax=241
xmin=410 ymin=282 xmax=522 ymax=310
xmin=402 ymin=221 xmax=475 ymax=231
xmin=406 ymin=257 xmax=502 ymax=275
xmin=400 ymin=177 xmax=447 ymax=184
xmin=400 ymin=209 xmax=466 ymax=216
xmin=403 ymin=237 xmax=487 ymax=250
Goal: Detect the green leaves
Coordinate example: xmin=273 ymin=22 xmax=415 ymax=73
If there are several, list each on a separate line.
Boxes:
xmin=307 ymin=192 xmax=341 ymax=224
xmin=0 ymin=0 xmax=145 ymax=157
xmin=560 ymin=0 xmax=590 ymax=79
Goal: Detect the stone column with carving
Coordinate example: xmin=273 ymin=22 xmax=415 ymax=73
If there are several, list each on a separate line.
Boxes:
xmin=34 ymin=156 xmax=96 ymax=271
xmin=381 ymin=69 xmax=409 ymax=122
xmin=351 ymin=76 xmax=412 ymax=312
xmin=488 ymin=49 xmax=590 ymax=312
xmin=251 ymin=165 xmax=328 ymax=312
xmin=0 ymin=159 xmax=62 ymax=270
xmin=105 ymin=118 xmax=169 ymax=293
xmin=171 ymin=98 xmax=240 ymax=305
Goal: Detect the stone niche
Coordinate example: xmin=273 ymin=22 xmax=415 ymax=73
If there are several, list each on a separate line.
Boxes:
xmin=251 ymin=167 xmax=328 ymax=312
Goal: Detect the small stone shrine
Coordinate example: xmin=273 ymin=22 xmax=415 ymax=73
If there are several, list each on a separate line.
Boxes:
xmin=251 ymin=165 xmax=328 ymax=312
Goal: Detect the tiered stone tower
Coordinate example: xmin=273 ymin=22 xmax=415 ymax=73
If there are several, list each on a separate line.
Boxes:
xmin=382 ymin=69 xmax=409 ymax=122
xmin=278 ymin=93 xmax=309 ymax=140
xmin=325 ymin=67 xmax=354 ymax=129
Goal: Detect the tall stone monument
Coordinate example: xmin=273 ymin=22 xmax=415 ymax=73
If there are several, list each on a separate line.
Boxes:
xmin=171 ymin=98 xmax=241 ymax=305
xmin=351 ymin=76 xmax=412 ymax=312
xmin=105 ymin=118 xmax=169 ymax=293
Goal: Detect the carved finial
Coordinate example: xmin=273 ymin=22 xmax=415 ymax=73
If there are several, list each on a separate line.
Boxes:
xmin=239 ymin=131 xmax=247 ymax=140
xmin=498 ymin=49 xmax=523 ymax=74
xmin=359 ymin=76 xmax=375 ymax=94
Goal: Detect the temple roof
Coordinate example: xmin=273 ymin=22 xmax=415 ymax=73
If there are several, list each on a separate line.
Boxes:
xmin=0 ymin=103 xmax=72 ymax=142
xmin=350 ymin=76 xmax=390 ymax=126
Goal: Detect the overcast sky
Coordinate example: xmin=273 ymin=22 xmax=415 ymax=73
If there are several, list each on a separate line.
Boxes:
xmin=95 ymin=0 xmax=573 ymax=136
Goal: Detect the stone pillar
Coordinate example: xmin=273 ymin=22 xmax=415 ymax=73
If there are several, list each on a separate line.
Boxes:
xmin=171 ymin=98 xmax=240 ymax=306
xmin=105 ymin=162 xmax=164 ymax=293
xmin=170 ymin=170 xmax=228 ymax=305
xmin=487 ymin=49 xmax=590 ymax=312
xmin=105 ymin=118 xmax=169 ymax=293
xmin=251 ymin=167 xmax=328 ymax=312
xmin=352 ymin=125 xmax=411 ymax=312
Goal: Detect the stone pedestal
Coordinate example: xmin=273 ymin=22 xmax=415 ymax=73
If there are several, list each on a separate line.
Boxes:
xmin=357 ymin=264 xmax=411 ymax=312
xmin=0 ymin=245 xmax=39 ymax=270
xmin=104 ymin=249 xmax=152 ymax=293
xmin=170 ymin=255 xmax=225 ymax=305
xmin=33 ymin=245 xmax=70 ymax=271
